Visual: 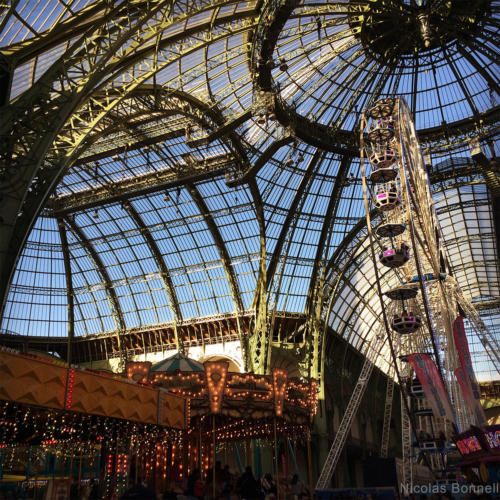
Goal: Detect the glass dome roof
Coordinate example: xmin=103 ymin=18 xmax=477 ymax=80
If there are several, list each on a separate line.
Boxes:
xmin=0 ymin=0 xmax=498 ymax=377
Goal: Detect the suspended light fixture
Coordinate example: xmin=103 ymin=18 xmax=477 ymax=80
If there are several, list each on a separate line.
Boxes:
xmin=92 ymin=210 xmax=99 ymax=219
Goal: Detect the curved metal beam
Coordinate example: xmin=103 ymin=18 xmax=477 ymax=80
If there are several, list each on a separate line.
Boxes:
xmin=1 ymin=1 xmax=113 ymax=65
xmin=230 ymin=135 xmax=295 ymax=185
xmin=266 ymin=150 xmax=324 ymax=289
xmin=248 ymin=177 xmax=267 ymax=310
xmin=303 ymin=155 xmax=352 ymax=379
xmin=455 ymin=44 xmax=500 ymax=97
xmin=325 ymin=210 xmax=377 ymax=278
xmin=305 ymin=156 xmax=352 ymax=313
xmin=48 ymin=84 xmax=250 ymax=214
xmin=123 ymin=201 xmax=182 ymax=321
xmin=0 ymin=1 xmax=174 ymax=321
xmin=49 ymin=155 xmax=233 ymax=215
xmin=248 ymin=179 xmax=266 ymax=256
xmin=63 ymin=216 xmax=126 ymax=343
xmin=57 ymin=217 xmax=75 ymax=365
xmin=186 ymin=182 xmax=244 ymax=312
xmin=247 ymin=177 xmax=269 ymax=372
xmin=0 ymin=5 xmax=256 ymax=321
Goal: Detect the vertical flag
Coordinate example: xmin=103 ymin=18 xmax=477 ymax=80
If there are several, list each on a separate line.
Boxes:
xmin=406 ymin=353 xmax=455 ymax=423
xmin=455 ymin=367 xmax=485 ymax=425
xmin=453 ymin=316 xmax=486 ymax=424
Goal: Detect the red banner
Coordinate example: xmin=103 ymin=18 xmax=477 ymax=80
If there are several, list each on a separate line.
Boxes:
xmin=453 ymin=316 xmax=481 ymax=399
xmin=455 ymin=367 xmax=486 ymax=425
xmin=453 ymin=316 xmax=486 ymax=424
xmin=407 ymin=353 xmax=455 ymax=423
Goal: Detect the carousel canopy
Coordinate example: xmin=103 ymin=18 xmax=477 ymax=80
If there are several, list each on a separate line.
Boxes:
xmin=151 ymin=353 xmax=205 ymax=373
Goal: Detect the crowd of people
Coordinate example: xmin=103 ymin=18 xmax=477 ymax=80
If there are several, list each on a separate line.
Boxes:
xmin=121 ymin=463 xmax=310 ymax=500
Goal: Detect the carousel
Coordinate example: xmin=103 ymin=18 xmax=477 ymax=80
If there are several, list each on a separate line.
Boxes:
xmin=126 ymin=353 xmax=318 ymax=496
xmin=0 ymin=348 xmax=318 ymax=499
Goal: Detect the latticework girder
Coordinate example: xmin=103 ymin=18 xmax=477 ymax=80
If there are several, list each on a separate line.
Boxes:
xmin=186 ymin=182 xmax=244 ymax=314
xmin=63 ymin=216 xmax=126 ymax=364
xmin=316 ymin=330 xmax=386 ymax=490
xmin=56 ymin=217 xmax=75 ymax=364
xmin=0 ymin=2 xmax=258 ymax=316
xmin=380 ymin=375 xmax=395 ymax=458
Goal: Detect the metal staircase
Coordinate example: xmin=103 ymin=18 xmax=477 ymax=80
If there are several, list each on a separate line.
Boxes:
xmin=401 ymin=392 xmax=413 ymax=489
xmin=380 ymin=375 xmax=395 ymax=458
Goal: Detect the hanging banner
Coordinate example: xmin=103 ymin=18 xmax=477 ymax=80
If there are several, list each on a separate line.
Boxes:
xmin=455 ymin=367 xmax=486 ymax=425
xmin=406 ymin=353 xmax=455 ymax=423
xmin=453 ymin=316 xmax=483 ymax=399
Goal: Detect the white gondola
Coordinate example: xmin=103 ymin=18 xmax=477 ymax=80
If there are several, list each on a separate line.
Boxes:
xmin=368 ymin=98 xmax=395 ymax=119
xmin=384 ymin=286 xmax=418 ymax=300
xmin=379 ymin=243 xmax=410 ymax=268
xmin=391 ymin=313 xmax=423 ymax=334
xmin=376 ymin=223 xmax=406 ymax=238
xmin=369 ymin=149 xmax=397 ymax=169
xmin=374 ymin=189 xmax=400 ymax=211
xmin=368 ymin=117 xmax=395 ymax=142
xmin=370 ymin=166 xmax=398 ymax=183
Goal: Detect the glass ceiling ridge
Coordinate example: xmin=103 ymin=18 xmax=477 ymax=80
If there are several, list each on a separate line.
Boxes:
xmin=68 ymin=254 xmax=262 ymax=292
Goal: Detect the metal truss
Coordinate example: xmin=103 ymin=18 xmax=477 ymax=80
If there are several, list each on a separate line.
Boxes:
xmin=316 ymin=330 xmax=386 ymax=490
xmin=186 ymin=182 xmax=244 ymax=314
xmin=304 ymin=155 xmax=352 ymax=381
xmin=49 ymin=153 xmax=235 ymax=215
xmin=266 ymin=150 xmax=323 ymax=286
xmin=0 ymin=0 xmax=258 ymax=317
xmin=123 ymin=201 xmax=183 ymax=351
xmin=56 ymin=217 xmax=75 ymax=365
xmin=380 ymin=374 xmax=395 ymax=458
xmin=62 ymin=216 xmax=126 ymax=365
xmin=0 ymin=310 xmax=308 ymax=365
xmin=0 ymin=0 xmax=497 ymax=421
xmin=47 ymin=84 xmax=250 ymax=212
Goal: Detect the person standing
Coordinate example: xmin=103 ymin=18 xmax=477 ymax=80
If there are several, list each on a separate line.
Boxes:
xmin=120 ymin=478 xmax=156 ymax=500
xmin=69 ymin=478 xmax=80 ymax=500
xmin=237 ymin=466 xmax=260 ymax=500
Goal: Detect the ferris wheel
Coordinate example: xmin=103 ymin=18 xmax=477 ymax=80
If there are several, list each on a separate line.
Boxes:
xmin=316 ymin=97 xmax=500 ymax=491
xmin=359 ymin=97 xmax=498 ymax=484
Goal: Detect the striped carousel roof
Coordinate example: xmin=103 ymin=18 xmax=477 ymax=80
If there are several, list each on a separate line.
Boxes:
xmin=151 ymin=352 xmax=205 ymax=372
